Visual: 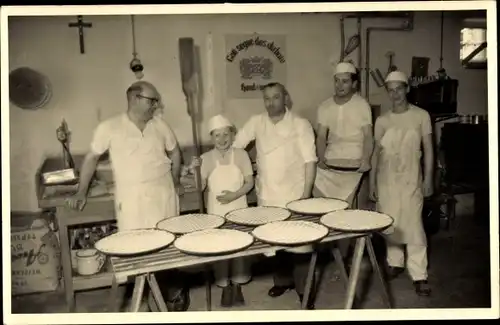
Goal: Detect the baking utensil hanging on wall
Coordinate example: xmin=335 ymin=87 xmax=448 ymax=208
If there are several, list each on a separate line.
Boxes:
xmin=9 ymin=67 xmax=53 ymax=110
xmin=344 ymin=34 xmax=360 ymax=58
xmin=385 ymin=51 xmax=397 ymax=75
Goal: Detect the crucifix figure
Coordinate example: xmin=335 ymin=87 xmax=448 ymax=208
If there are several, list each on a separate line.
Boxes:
xmin=68 ymin=15 xmax=92 ymax=54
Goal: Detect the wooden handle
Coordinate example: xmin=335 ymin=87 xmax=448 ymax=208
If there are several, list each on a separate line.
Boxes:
xmin=178 ymin=37 xmax=205 ymax=213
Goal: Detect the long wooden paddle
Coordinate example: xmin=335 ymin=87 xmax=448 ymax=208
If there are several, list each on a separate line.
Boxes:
xmin=178 ymin=38 xmax=205 ymax=213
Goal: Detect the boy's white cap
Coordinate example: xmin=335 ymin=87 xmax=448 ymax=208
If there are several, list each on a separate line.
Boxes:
xmin=208 ymin=114 xmax=233 ymax=133
xmin=385 ymin=71 xmax=408 ymax=84
xmin=334 ymin=62 xmax=357 ymax=75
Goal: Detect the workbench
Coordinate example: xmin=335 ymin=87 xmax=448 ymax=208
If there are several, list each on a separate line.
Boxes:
xmin=109 ymin=214 xmax=392 ymax=312
xmin=35 ymin=154 xmax=257 ymax=312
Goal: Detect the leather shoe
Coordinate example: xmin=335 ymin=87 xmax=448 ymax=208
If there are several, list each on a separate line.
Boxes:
xmin=414 ymin=280 xmax=432 ymax=296
xmin=298 ymin=293 xmax=315 ymax=310
xmin=268 ymin=285 xmax=295 ymax=297
xmin=386 ymin=266 xmax=405 ymax=280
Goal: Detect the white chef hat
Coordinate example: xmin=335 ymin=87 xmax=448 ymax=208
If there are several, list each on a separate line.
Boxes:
xmin=385 ymin=71 xmax=408 ymax=84
xmin=334 ymin=62 xmax=357 ymax=75
xmin=208 ymin=114 xmax=234 ymax=134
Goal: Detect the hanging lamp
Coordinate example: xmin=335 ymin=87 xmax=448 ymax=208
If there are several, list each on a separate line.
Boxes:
xmin=129 ymin=15 xmax=144 ymax=80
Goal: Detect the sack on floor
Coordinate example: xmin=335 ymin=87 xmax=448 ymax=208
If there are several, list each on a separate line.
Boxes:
xmin=11 ymin=215 xmax=62 ymax=296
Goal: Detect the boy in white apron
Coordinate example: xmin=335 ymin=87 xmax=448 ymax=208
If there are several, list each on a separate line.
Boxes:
xmin=192 ymin=114 xmax=255 ymax=307
xmin=370 ymin=71 xmax=434 ymax=296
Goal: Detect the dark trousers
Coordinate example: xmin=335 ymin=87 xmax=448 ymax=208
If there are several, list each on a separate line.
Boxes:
xmin=272 ymin=250 xmax=315 ymax=295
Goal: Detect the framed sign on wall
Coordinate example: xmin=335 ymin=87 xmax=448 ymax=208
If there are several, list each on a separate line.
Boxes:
xmin=225 ymin=34 xmax=287 ymax=99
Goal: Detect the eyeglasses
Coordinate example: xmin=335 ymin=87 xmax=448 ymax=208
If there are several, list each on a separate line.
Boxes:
xmin=136 ymin=94 xmax=160 ymax=105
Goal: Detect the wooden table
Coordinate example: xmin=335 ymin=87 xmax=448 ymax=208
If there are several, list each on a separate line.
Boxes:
xmin=109 ymin=214 xmax=392 ymax=312
xmin=39 ymin=187 xmax=256 ymax=313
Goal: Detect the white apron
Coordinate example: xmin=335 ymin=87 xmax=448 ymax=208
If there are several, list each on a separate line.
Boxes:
xmin=314 ymin=104 xmax=365 ymax=207
xmin=376 ymin=127 xmax=427 ymax=246
xmin=256 ymin=126 xmax=313 ymax=254
xmin=114 ymin=173 xmax=180 ymax=231
xmin=207 ymin=150 xmax=251 ymax=286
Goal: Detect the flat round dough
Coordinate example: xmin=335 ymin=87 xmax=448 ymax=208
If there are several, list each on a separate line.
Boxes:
xmin=225 ymin=206 xmax=291 ymax=226
xmin=156 ymin=214 xmax=225 ymax=234
xmin=320 ymin=209 xmax=394 ymax=233
xmin=286 ymin=198 xmax=349 ymax=215
xmin=174 ymin=229 xmax=254 ymax=255
xmin=95 ymin=229 xmax=175 ymax=256
xmin=252 ymin=220 xmax=329 ymax=246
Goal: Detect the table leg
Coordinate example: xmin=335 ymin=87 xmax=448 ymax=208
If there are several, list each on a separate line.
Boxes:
xmin=56 ymin=213 xmax=75 ymax=312
xmin=301 ymin=251 xmax=318 ymax=309
xmin=129 ymin=275 xmax=147 ymax=312
xmin=107 ymin=275 xmax=120 ymax=312
xmin=343 ymin=236 xmax=366 ymax=309
xmin=147 ymin=274 xmax=169 ymax=312
xmin=332 ymin=246 xmax=349 ymax=289
xmin=147 ymin=291 xmax=160 ymax=312
xmin=366 ymin=236 xmax=392 ymax=308
xmin=205 ymin=266 xmax=212 ymax=311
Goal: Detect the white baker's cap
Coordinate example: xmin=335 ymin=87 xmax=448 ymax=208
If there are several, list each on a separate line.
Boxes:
xmin=385 ymin=71 xmax=408 ymax=84
xmin=334 ymin=62 xmax=357 ymax=75
xmin=208 ymin=114 xmax=233 ymax=133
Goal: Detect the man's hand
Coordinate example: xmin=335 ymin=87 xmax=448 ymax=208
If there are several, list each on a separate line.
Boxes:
xmin=176 ymin=184 xmax=185 ymax=196
xmin=65 ymin=192 xmax=88 ymax=211
xmin=423 ymin=178 xmax=434 ymax=198
xmin=317 ymin=159 xmax=328 ymax=170
xmin=357 ymin=159 xmax=371 ymax=173
xmin=368 ymin=180 xmax=377 ymax=202
xmin=216 ymin=190 xmax=239 ymax=204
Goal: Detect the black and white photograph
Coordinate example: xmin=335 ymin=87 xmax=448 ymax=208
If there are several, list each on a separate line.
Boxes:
xmin=2 ymin=1 xmax=498 ymax=323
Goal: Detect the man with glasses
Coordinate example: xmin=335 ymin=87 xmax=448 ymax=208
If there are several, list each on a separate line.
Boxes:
xmin=66 ymin=80 xmax=189 ymax=311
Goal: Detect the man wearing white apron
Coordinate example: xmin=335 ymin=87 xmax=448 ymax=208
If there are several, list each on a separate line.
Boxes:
xmin=370 ymin=71 xmax=434 ymax=296
xmin=192 ymin=114 xmax=255 ymax=307
xmin=314 ymin=61 xmax=373 ymax=206
xmin=66 ymin=81 xmax=189 ymax=310
xmin=233 ymin=82 xmax=318 ymax=309
xmin=314 ymin=62 xmax=373 ymax=260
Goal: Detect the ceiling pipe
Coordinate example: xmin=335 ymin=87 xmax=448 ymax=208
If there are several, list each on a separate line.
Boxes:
xmin=364 ymin=15 xmax=414 ymax=102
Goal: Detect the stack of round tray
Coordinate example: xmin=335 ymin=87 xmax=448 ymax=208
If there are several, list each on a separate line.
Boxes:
xmin=156 ymin=213 xmax=225 ymax=235
xmin=252 ymin=220 xmax=329 ymax=247
xmin=174 ymin=229 xmax=254 ymax=256
xmin=286 ymin=197 xmax=349 ymax=216
xmin=320 ymin=209 xmax=394 ymax=233
xmin=224 ymin=206 xmax=291 ymax=226
xmin=95 ymin=229 xmax=175 ymax=257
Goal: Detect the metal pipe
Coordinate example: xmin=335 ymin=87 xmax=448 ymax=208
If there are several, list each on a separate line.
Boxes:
xmin=357 ymin=17 xmax=362 ymax=76
xmin=340 ymin=16 xmax=345 ymax=61
xmin=364 ymin=20 xmax=413 ymax=101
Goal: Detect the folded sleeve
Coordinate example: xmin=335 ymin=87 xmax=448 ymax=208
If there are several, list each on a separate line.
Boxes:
xmin=90 ymin=122 xmax=111 ymax=155
xmin=233 ymin=116 xmax=257 ymax=149
xmin=157 ymin=118 xmax=178 ymax=151
xmin=420 ymin=110 xmax=433 ymax=136
xmin=235 ymin=149 xmax=254 ymax=177
xmin=358 ymin=99 xmax=373 ymax=127
xmin=298 ymin=119 xmax=318 ymax=163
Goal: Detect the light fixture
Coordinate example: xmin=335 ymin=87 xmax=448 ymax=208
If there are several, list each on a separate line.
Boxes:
xmin=130 ymin=15 xmax=144 ymax=80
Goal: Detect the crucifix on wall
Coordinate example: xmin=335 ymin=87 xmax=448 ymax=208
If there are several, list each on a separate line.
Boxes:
xmin=68 ymin=15 xmax=92 ymax=54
